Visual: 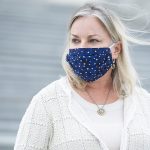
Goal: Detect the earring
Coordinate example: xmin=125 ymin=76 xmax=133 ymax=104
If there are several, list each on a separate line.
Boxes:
xmin=111 ymin=59 xmax=116 ymax=69
xmin=121 ymin=89 xmax=128 ymax=98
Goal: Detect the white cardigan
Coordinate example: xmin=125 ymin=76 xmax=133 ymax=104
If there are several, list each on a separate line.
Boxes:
xmin=14 ymin=76 xmax=150 ymax=150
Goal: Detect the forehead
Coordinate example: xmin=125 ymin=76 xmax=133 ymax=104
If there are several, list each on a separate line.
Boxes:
xmin=70 ymin=16 xmax=109 ymax=36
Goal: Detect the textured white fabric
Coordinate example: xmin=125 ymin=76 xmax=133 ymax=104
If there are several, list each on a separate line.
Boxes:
xmin=14 ymin=76 xmax=150 ymax=150
xmin=71 ymin=86 xmax=124 ymax=150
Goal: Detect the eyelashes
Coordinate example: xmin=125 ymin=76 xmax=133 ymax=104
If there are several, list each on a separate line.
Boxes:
xmin=71 ymin=38 xmax=102 ymax=44
xmin=71 ymin=38 xmax=80 ymax=44
xmin=90 ymin=39 xmax=101 ymax=43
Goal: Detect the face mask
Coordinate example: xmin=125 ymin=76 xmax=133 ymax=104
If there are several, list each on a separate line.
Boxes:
xmin=66 ymin=43 xmax=115 ymax=82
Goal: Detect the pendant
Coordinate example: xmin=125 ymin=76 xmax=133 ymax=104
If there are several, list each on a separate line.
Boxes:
xmin=97 ymin=108 xmax=105 ymax=116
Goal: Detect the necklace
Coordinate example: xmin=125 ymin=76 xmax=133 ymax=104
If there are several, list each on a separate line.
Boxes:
xmin=85 ymin=86 xmax=112 ymax=116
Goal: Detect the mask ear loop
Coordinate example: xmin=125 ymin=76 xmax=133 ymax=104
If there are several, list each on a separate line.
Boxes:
xmin=109 ymin=42 xmax=117 ymax=70
xmin=109 ymin=42 xmax=116 ymax=49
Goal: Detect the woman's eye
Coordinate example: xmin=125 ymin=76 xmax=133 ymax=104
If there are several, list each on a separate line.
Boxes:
xmin=89 ymin=39 xmax=100 ymax=43
xmin=71 ymin=39 xmax=80 ymax=44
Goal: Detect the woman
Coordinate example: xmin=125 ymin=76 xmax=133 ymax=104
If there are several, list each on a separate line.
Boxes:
xmin=14 ymin=3 xmax=150 ymax=150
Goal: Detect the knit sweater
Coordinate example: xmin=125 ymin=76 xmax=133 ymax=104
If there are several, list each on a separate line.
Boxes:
xmin=14 ymin=76 xmax=150 ymax=150
xmin=71 ymin=86 xmax=124 ymax=150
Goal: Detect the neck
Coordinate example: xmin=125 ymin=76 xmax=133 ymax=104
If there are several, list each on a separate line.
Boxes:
xmin=70 ymin=70 xmax=119 ymax=105
xmin=84 ymin=74 xmax=118 ymax=105
xmin=86 ymin=71 xmax=113 ymax=91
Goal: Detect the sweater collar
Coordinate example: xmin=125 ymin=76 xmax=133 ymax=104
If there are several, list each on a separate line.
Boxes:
xmin=58 ymin=76 xmax=145 ymax=147
xmin=61 ymin=76 xmax=142 ymax=126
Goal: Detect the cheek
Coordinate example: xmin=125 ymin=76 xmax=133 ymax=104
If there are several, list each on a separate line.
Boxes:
xmin=68 ymin=41 xmax=76 ymax=49
xmin=68 ymin=42 xmax=73 ymax=48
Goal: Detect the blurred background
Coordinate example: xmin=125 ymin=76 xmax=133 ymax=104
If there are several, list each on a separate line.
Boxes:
xmin=0 ymin=0 xmax=150 ymax=149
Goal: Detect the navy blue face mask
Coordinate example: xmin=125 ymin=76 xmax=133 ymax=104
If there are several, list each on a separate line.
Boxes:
xmin=66 ymin=43 xmax=115 ymax=82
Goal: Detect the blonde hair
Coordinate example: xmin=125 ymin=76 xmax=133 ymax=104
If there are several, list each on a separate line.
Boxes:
xmin=61 ymin=2 xmax=150 ymax=97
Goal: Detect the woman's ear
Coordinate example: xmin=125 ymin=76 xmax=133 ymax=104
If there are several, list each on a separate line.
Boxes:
xmin=112 ymin=41 xmax=122 ymax=59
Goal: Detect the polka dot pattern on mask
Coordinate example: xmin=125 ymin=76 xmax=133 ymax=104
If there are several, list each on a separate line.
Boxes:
xmin=66 ymin=47 xmax=113 ymax=82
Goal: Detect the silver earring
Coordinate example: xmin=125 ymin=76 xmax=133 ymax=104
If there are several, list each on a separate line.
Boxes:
xmin=121 ymin=89 xmax=128 ymax=98
xmin=111 ymin=59 xmax=116 ymax=69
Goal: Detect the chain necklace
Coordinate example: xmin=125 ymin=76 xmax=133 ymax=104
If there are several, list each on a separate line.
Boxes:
xmin=85 ymin=85 xmax=112 ymax=116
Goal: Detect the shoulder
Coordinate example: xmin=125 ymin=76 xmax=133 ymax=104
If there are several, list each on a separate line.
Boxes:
xmin=134 ymin=86 xmax=150 ymax=99
xmin=134 ymin=86 xmax=150 ymax=110
xmin=30 ymin=76 xmax=70 ymax=119
xmin=33 ymin=76 xmax=68 ymax=103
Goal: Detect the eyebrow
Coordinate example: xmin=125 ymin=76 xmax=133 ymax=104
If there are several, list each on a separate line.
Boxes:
xmin=71 ymin=34 xmax=101 ymax=38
